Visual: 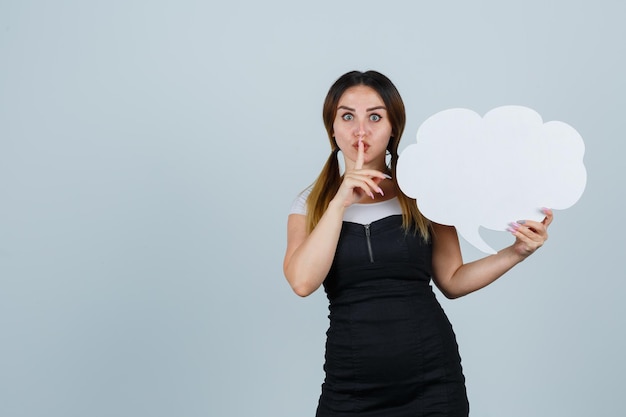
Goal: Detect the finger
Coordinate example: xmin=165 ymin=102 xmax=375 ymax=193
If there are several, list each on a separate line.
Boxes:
xmin=507 ymin=228 xmax=533 ymax=251
xmin=509 ymin=221 xmax=543 ymax=241
xmin=343 ymin=175 xmax=385 ymax=197
xmin=345 ymin=171 xmax=388 ymax=187
xmin=361 ymin=185 xmax=375 ymax=199
xmin=509 ymin=222 xmax=532 ymax=237
xmin=541 ymin=207 xmax=554 ymax=227
xmin=518 ymin=220 xmax=542 ymax=232
xmin=348 ymin=179 xmax=375 ymax=200
xmin=520 ymin=225 xmax=540 ymax=240
xmin=355 ymin=138 xmax=365 ymax=170
xmin=510 ymin=228 xmax=543 ymax=254
xmin=346 ymin=169 xmax=390 ymax=182
xmin=514 ymin=210 xmax=553 ymax=233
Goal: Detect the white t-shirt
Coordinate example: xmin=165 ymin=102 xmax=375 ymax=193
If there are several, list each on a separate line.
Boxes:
xmin=289 ymin=186 xmax=402 ymax=225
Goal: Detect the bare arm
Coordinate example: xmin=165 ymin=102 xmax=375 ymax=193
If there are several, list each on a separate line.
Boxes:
xmin=431 ymin=209 xmax=553 ymax=299
xmin=283 ymin=202 xmax=345 ymax=297
xmin=283 ymin=139 xmax=387 ymax=297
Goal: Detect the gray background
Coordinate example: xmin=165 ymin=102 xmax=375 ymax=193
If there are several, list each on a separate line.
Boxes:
xmin=1 ymin=1 xmax=624 ymax=416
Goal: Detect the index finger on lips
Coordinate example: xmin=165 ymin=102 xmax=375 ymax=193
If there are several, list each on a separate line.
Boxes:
xmin=355 ymin=138 xmax=364 ymax=170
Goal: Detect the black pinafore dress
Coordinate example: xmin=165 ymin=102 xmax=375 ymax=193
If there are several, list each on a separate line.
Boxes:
xmin=316 ymin=215 xmax=469 ymax=417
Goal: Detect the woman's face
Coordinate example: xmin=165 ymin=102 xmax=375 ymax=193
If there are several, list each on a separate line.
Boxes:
xmin=333 ymin=85 xmax=392 ymax=170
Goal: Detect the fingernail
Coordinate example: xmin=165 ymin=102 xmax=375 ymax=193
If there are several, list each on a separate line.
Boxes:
xmin=378 ymin=188 xmax=384 ymax=196
xmin=507 ymin=227 xmax=517 ymax=234
xmin=369 ymin=192 xmax=375 ymax=199
xmin=509 ymin=222 xmax=520 ymax=230
xmin=541 ymin=207 xmax=551 ymax=214
xmin=516 ymin=220 xmax=526 ymax=225
xmin=383 ymin=174 xmax=392 ymax=179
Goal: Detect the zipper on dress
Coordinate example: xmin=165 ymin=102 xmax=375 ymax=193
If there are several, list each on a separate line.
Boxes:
xmin=364 ymin=224 xmax=374 ymax=263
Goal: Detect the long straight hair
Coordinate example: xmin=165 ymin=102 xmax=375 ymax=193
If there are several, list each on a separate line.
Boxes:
xmin=306 ymin=70 xmax=430 ymax=240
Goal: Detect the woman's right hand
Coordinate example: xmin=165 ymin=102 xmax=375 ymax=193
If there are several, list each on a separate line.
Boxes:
xmin=331 ymin=139 xmax=389 ymax=208
xmin=284 ymin=139 xmax=388 ymax=297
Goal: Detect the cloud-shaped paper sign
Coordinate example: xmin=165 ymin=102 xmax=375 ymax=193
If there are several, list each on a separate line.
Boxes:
xmin=397 ymin=105 xmax=586 ymax=254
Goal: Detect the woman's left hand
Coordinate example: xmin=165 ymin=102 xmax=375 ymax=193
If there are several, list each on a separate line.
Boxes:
xmin=508 ymin=208 xmax=554 ymax=258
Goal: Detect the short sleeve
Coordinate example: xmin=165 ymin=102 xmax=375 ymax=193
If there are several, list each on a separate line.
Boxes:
xmin=289 ymin=186 xmax=312 ymax=215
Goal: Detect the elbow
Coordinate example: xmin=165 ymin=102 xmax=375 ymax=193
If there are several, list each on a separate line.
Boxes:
xmin=284 ymin=261 xmax=320 ymax=297
xmin=441 ymin=287 xmax=473 ymax=300
xmin=292 ymin=284 xmax=315 ymax=298
xmin=288 ymin=277 xmax=318 ymax=297
xmin=435 ymin=283 xmax=465 ymax=300
xmin=438 ymin=287 xmax=457 ymax=300
xmin=284 ymin=269 xmax=317 ymax=297
xmin=442 ymin=291 xmax=462 ymax=300
xmin=433 ymin=270 xmax=467 ymax=300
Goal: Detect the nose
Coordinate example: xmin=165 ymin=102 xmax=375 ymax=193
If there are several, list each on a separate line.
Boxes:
xmin=354 ymin=120 xmax=366 ymax=138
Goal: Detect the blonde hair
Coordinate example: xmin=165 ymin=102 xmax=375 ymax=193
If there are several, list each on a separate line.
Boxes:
xmin=306 ymin=70 xmax=430 ymax=240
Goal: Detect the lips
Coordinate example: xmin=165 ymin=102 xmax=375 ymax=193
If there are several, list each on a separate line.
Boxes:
xmin=354 ymin=142 xmax=370 ymax=151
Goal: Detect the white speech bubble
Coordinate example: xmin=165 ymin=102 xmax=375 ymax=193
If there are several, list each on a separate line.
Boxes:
xmin=397 ymin=105 xmax=586 ymax=254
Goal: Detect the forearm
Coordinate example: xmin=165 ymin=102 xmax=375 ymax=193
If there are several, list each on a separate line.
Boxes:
xmin=284 ymin=201 xmax=346 ymax=297
xmin=441 ymin=245 xmax=526 ymax=299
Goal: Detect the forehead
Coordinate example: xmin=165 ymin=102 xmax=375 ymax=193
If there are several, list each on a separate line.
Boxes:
xmin=338 ymin=85 xmax=385 ymax=108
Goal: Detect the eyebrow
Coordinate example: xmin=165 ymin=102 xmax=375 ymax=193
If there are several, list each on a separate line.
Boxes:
xmin=337 ymin=105 xmax=387 ymax=112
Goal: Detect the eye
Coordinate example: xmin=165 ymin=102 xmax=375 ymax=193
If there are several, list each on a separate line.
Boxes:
xmin=341 ymin=113 xmax=354 ymax=121
xmin=369 ymin=114 xmax=382 ymax=122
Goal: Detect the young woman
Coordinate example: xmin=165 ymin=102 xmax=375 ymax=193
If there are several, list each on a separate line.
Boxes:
xmin=283 ymin=70 xmax=552 ymax=417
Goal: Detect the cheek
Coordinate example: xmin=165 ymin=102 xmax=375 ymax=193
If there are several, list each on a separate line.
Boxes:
xmin=331 ymin=120 xmax=341 ymax=137
xmin=333 ymin=122 xmax=352 ymax=140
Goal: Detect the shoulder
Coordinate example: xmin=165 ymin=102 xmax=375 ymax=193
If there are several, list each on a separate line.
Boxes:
xmin=430 ymin=223 xmax=461 ymax=260
xmin=289 ymin=186 xmax=312 ymax=215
